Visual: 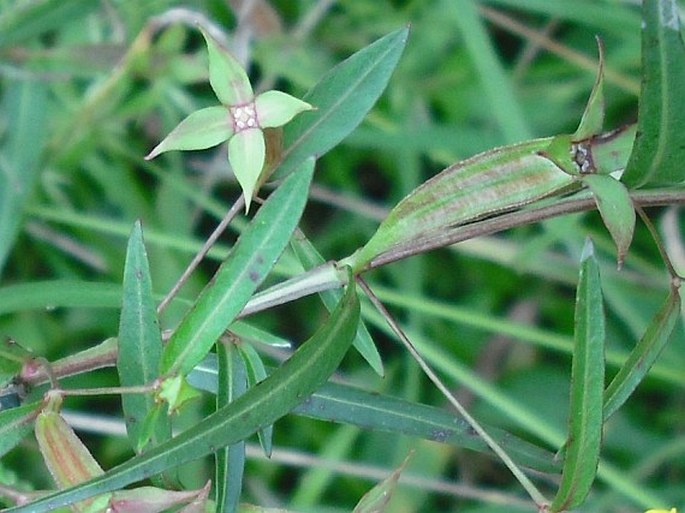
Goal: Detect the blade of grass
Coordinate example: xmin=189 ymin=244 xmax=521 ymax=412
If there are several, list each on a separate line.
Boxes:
xmin=0 ymin=80 xmax=47 ymax=275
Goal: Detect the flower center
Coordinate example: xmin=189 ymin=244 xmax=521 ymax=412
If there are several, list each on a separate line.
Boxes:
xmin=230 ymin=102 xmax=259 ymax=133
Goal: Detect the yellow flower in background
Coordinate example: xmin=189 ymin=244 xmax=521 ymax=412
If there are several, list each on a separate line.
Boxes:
xmin=644 ymin=508 xmax=677 ymax=513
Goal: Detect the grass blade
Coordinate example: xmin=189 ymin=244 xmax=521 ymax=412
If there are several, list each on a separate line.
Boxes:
xmin=0 ymin=80 xmax=47 ymax=275
xmin=236 ymin=342 xmax=273 ymax=457
xmin=7 ymin=271 xmax=360 ymax=513
xmin=273 ymin=27 xmax=409 ymax=180
xmin=160 ymin=159 xmax=315 ymax=376
xmin=550 ymin=240 xmax=605 ymax=512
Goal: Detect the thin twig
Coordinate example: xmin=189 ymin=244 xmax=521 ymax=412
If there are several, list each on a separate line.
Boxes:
xmin=635 ymin=205 xmax=682 ymax=281
xmin=157 ymin=194 xmax=245 ymax=314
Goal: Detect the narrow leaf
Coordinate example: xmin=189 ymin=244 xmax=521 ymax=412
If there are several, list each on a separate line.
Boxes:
xmin=187 ymin=354 xmax=558 ymax=473
xmin=160 ymin=158 xmax=315 ymax=377
xmin=215 ymin=342 xmax=247 ymax=513
xmin=582 ymin=174 xmax=635 ymax=267
xmin=550 ymin=240 xmax=605 ymax=512
xmin=10 ymin=271 xmax=360 ymax=513
xmin=273 ymin=27 xmax=409 ymax=180
xmin=291 ymin=230 xmax=383 ymax=376
xmin=621 ymin=0 xmax=685 ymax=187
xmin=118 ymin=221 xmax=170 ymax=451
xmin=0 ymin=338 xmax=34 ymax=389
xmin=353 ymin=453 xmax=411 ymax=513
xmin=603 ymin=289 xmax=681 ymax=420
xmin=236 ymin=342 xmax=273 ymax=457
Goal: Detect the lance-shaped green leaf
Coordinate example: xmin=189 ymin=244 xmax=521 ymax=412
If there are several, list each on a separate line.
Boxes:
xmin=187 ymin=355 xmax=558 ymax=473
xmin=236 ymin=342 xmax=272 ymax=457
xmin=273 ymin=26 xmax=409 ymax=181
xmin=8 ymin=272 xmax=360 ymax=513
xmin=160 ymin=158 xmax=314 ymax=377
xmin=0 ymin=400 xmax=40 ymax=459
xmin=215 ymin=342 xmax=247 ymax=513
xmin=118 ymin=221 xmax=170 ymax=452
xmin=582 ymin=174 xmax=635 ymax=268
xmin=550 ymin=240 xmax=605 ymax=512
xmin=622 ymin=0 xmax=685 ymax=187
xmin=290 ymin=230 xmax=383 ymax=376
xmin=603 ymin=288 xmax=681 ymax=420
xmin=352 ymin=453 xmax=411 ymax=513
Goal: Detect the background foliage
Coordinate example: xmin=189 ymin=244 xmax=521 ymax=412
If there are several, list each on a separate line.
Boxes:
xmin=1 ymin=1 xmax=684 ymax=512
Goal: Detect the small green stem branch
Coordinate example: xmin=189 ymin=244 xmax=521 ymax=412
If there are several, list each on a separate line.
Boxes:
xmin=356 ymin=276 xmax=549 ymax=509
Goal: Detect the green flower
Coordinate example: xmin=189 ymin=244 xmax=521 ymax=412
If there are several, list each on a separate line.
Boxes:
xmin=145 ymin=29 xmax=312 ymax=211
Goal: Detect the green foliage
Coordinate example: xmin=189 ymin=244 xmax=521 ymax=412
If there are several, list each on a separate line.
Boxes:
xmin=1 ymin=1 xmax=684 ymax=512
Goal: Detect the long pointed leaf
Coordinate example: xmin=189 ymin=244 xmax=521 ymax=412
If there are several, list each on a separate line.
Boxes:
xmin=603 ymin=289 xmax=681 ymax=420
xmin=161 ymin=158 xmax=315 ymax=376
xmin=272 ymin=27 xmax=409 ymax=180
xmin=118 ymin=221 xmax=170 ymax=451
xmin=550 ymin=240 xmax=605 ymax=512
xmin=215 ymin=342 xmax=247 ymax=513
xmin=8 ymin=273 xmax=360 ymax=513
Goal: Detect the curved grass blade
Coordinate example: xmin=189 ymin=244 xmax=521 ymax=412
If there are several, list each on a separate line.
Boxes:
xmin=187 ymin=355 xmax=558 ymax=473
xmin=8 ymin=273 xmax=360 ymax=513
xmin=215 ymin=342 xmax=247 ymax=513
xmin=118 ymin=221 xmax=170 ymax=452
xmin=550 ymin=240 xmax=605 ymax=512
xmin=272 ymin=27 xmax=409 ymax=180
xmin=621 ymin=0 xmax=685 ymax=187
xmin=603 ymin=288 xmax=681 ymax=420
xmin=290 ymin=229 xmax=383 ymax=376
xmin=160 ymin=158 xmax=315 ymax=377
xmin=0 ymin=80 xmax=47 ymax=275
xmin=0 ymin=401 xmax=40 ymax=459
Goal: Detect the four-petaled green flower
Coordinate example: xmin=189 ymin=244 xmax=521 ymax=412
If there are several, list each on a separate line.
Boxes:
xmin=145 ymin=28 xmax=313 ymax=211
